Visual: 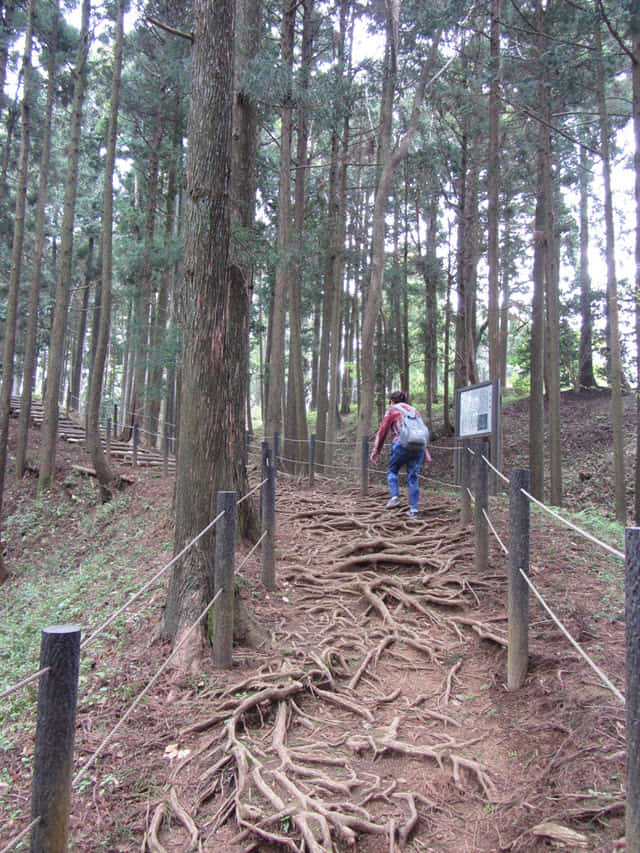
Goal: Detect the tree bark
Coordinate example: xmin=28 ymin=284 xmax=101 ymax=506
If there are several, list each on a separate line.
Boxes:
xmin=86 ymin=0 xmax=124 ymax=495
xmin=68 ymin=237 xmax=94 ymax=413
xmin=284 ymin=0 xmax=313 ymax=472
xmin=315 ymin=128 xmax=340 ymax=467
xmin=530 ymin=178 xmax=546 ymax=499
xmin=596 ymin=20 xmax=625 ymax=523
xmin=487 ymin=0 xmax=500 ymax=383
xmin=327 ymin=38 xmax=351 ymax=464
xmin=164 ymin=0 xmax=237 ymax=668
xmin=39 ymin=0 xmax=91 ymax=490
xmin=264 ymin=0 xmax=296 ymax=447
xmin=0 ymin=1 xmax=16 ymax=129
xmin=537 ymin=0 xmax=562 ymax=507
xmin=230 ymin=0 xmax=261 ymax=535
xmin=0 ymin=0 xmax=34 ymax=580
xmin=15 ymin=0 xmax=59 ymax=479
xmin=126 ymin=117 xmax=164 ymax=444
xmin=577 ymin=143 xmax=596 ymax=392
xmin=632 ymin=16 xmax=640 ymax=523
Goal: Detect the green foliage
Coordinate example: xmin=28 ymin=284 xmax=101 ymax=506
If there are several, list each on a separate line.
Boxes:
xmin=0 ymin=485 xmax=169 ymax=751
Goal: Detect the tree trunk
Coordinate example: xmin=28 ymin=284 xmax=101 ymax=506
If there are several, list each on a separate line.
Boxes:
xmin=126 ymin=118 xmax=164 ymax=444
xmin=39 ymin=0 xmax=90 ymax=491
xmin=86 ymin=0 xmax=124 ymax=495
xmin=164 ymin=0 xmax=237 ymax=668
xmin=264 ymin=0 xmax=296 ymax=447
xmin=315 ymin=127 xmax=340 ymax=467
xmin=596 ymin=20 xmax=625 ymax=522
xmin=443 ymin=230 xmax=453 ymax=435
xmin=230 ymin=0 xmax=261 ymax=535
xmin=0 ymin=0 xmax=34 ymax=581
xmin=499 ymin=209 xmax=510 ymax=391
xmin=577 ymin=143 xmax=596 ymax=392
xmin=0 ymin=1 xmax=16 ymax=129
xmin=487 ymin=0 xmax=500 ymax=382
xmin=327 ymin=98 xmax=351 ymax=464
xmin=530 ymin=184 xmax=546 ymax=501
xmin=539 ymin=1 xmax=562 ymax=508
xmin=355 ymin=8 xmax=441 ymax=458
xmin=15 ymin=0 xmax=58 ymax=479
xmin=68 ymin=237 xmax=94 ymax=412
xmin=632 ymin=16 xmax=640 ymax=524
xmin=284 ymin=0 xmax=313 ymax=472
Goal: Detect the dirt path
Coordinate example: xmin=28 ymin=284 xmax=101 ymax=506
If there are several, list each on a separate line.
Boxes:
xmin=121 ymin=476 xmax=626 ymax=853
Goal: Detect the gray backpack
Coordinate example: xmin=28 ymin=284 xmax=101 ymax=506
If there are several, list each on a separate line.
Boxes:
xmin=393 ymin=404 xmax=429 ymax=452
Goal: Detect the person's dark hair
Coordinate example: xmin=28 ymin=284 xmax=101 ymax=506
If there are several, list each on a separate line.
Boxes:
xmin=389 ymin=390 xmax=407 ymax=404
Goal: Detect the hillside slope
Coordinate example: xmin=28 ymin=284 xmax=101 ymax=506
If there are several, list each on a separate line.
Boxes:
xmin=0 ymin=391 xmax=631 ymax=852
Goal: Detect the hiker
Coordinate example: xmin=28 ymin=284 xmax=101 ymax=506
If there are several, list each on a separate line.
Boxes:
xmin=370 ymin=390 xmax=431 ymax=519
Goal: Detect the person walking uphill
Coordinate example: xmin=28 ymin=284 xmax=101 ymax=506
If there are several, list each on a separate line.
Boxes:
xmin=370 ymin=391 xmax=432 ymax=519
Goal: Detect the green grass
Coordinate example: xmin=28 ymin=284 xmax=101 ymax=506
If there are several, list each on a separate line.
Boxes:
xmin=0 ymin=485 xmax=170 ymax=749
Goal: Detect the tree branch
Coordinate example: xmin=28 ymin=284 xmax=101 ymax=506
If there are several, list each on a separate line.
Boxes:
xmin=146 ymin=15 xmax=193 ymax=43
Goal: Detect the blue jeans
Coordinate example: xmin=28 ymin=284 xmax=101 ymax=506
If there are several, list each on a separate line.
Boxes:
xmin=387 ymin=441 xmax=425 ymax=511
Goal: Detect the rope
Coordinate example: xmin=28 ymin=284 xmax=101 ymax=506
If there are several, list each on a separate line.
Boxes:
xmin=3 ymin=477 xmax=265 ymax=700
xmin=521 ymin=488 xmax=624 ymax=561
xmin=471 ymin=469 xmax=624 ymax=705
xmin=0 ymin=817 xmax=41 ymax=853
xmin=520 ymin=569 xmax=625 ymax=705
xmin=236 ymin=530 xmax=268 ymax=572
xmin=0 ymin=666 xmax=49 ymax=701
xmin=73 ymin=587 xmax=224 ymax=788
xmin=81 ymin=509 xmax=226 ymax=650
xmin=482 ymin=508 xmax=508 ymax=553
xmin=481 ymin=454 xmax=509 ymax=485
xmin=237 ymin=478 xmax=267 ymax=505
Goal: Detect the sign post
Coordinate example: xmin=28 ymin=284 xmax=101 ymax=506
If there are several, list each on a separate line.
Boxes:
xmin=455 ymin=378 xmax=501 ymax=495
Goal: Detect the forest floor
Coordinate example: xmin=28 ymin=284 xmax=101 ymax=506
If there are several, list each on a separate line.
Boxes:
xmin=0 ymin=389 xmax=634 ymax=852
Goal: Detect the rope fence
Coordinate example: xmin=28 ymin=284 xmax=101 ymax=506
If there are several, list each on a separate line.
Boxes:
xmin=460 ymin=448 xmax=639 ymax=845
xmin=1 ymin=459 xmax=276 ymax=853
xmin=461 ymin=444 xmax=624 ymax=704
xmin=3 ymin=423 xmax=636 ymax=850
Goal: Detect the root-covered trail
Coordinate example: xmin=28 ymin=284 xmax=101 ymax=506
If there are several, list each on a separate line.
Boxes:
xmin=147 ymin=479 xmax=624 ymax=852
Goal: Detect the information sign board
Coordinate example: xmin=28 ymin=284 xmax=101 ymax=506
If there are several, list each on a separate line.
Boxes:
xmin=457 ymin=381 xmax=494 ymax=438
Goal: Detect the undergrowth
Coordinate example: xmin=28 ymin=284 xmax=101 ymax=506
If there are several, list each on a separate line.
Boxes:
xmin=0 ymin=480 xmax=171 ymax=750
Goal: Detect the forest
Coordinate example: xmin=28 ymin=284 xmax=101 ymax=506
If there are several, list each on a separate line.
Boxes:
xmin=0 ymin=2 xmax=638 ymax=615
xmin=2 ymin=2 xmax=640 ymax=849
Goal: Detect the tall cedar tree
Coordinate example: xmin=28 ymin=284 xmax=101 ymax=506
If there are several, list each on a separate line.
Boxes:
xmin=164 ymin=0 xmax=238 ymax=666
xmin=39 ymin=0 xmax=91 ymax=490
xmin=86 ymin=0 xmax=125 ymax=496
xmin=0 ymin=0 xmax=34 ymax=582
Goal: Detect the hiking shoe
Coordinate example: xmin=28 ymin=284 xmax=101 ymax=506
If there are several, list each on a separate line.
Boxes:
xmin=406 ymin=508 xmax=419 ymax=519
xmin=385 ymin=496 xmax=400 ymax=509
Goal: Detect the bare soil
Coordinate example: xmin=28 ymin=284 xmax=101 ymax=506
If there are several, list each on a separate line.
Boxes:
xmin=0 ymin=389 xmax=633 ymax=851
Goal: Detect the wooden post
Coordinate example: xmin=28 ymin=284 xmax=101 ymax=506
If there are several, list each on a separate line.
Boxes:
xmin=30 ymin=625 xmax=81 ymax=853
xmin=106 ymin=418 xmax=111 ymax=459
xmin=273 ymin=430 xmax=279 ymax=474
xmin=132 ymin=423 xmax=139 ymax=467
xmin=474 ymin=440 xmax=489 ymax=572
xmin=213 ymin=491 xmax=237 ymax=669
xmin=460 ymin=438 xmax=472 ymax=526
xmin=361 ymin=435 xmax=369 ymax=497
xmin=162 ymin=433 xmax=168 ymax=477
xmin=113 ymin=404 xmax=118 ymax=438
xmin=507 ymin=468 xmax=530 ymax=690
xmin=626 ymin=527 xmax=640 ymax=852
xmin=309 ymin=433 xmax=316 ymax=487
xmin=261 ymin=441 xmax=276 ymax=589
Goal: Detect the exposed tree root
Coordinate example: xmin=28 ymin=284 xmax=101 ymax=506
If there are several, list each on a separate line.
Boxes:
xmin=159 ymin=482 xmax=622 ymax=851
